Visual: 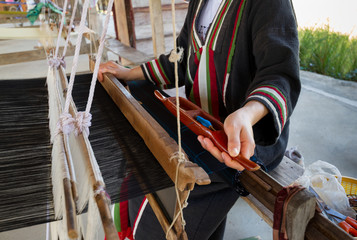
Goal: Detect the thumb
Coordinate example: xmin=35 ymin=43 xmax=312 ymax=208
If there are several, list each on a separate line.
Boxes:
xmin=226 ymin=130 xmax=241 ymax=157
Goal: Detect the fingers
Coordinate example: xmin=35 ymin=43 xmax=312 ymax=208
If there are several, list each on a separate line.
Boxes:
xmin=107 ymin=61 xmax=120 ymax=68
xmin=235 ymin=127 xmax=255 ymax=160
xmin=225 ymin=129 xmax=241 ymax=157
xmin=97 ymin=62 xmax=121 ymax=82
xmin=98 ymin=62 xmax=110 ymax=82
xmin=98 ymin=67 xmax=104 ymax=82
xmin=197 ymin=136 xmax=224 ymax=162
xmin=224 ymin=112 xmax=255 ymax=160
xmin=222 ymin=152 xmax=245 ymax=171
xmin=197 ymin=135 xmax=250 ymax=171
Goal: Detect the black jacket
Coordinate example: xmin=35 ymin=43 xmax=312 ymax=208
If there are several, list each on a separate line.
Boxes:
xmin=141 ymin=0 xmax=301 ymax=170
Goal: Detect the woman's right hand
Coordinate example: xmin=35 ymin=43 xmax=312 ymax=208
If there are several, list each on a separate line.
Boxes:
xmin=98 ymin=61 xmax=142 ymax=82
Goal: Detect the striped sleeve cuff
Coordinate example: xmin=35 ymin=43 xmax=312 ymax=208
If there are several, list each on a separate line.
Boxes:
xmin=141 ymin=59 xmax=171 ymax=89
xmin=247 ymin=85 xmax=288 ymax=136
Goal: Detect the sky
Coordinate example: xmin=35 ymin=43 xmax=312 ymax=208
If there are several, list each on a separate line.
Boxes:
xmin=292 ymin=0 xmax=357 ymax=36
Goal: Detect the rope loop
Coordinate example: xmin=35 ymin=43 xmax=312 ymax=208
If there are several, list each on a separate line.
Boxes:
xmin=169 ymin=47 xmax=184 ymax=63
xmin=56 ymin=112 xmax=76 ymax=135
xmin=93 ymin=185 xmax=111 ymax=203
xmin=93 ymin=185 xmax=106 ymax=197
xmin=75 ymin=111 xmax=92 ymax=136
xmin=48 ymin=56 xmax=66 ymax=68
xmin=169 ymin=151 xmax=187 ymax=163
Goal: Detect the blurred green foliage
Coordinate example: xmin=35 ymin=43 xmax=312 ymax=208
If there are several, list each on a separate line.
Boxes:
xmin=299 ymin=25 xmax=357 ymax=81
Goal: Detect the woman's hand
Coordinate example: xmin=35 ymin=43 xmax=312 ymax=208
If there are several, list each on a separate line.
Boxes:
xmin=97 ymin=61 xmax=144 ymax=82
xmin=197 ymin=100 xmax=268 ymax=170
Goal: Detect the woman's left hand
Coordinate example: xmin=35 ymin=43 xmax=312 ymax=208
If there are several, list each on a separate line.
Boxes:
xmin=197 ymin=100 xmax=268 ymax=170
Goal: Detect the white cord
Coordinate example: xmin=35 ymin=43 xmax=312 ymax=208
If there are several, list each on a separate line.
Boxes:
xmin=165 ymin=1 xmax=189 ymax=238
xmin=49 ymin=0 xmax=68 ymax=68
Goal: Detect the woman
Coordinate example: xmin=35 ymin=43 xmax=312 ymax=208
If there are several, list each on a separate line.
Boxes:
xmin=98 ymin=0 xmax=300 ymax=238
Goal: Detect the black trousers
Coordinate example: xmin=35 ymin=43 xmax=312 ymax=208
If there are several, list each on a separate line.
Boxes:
xmin=129 ymin=174 xmax=240 ymax=240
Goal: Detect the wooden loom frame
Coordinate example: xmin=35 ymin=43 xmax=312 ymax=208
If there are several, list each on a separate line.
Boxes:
xmin=89 ymin=65 xmax=354 ymax=240
xmin=101 ymin=1 xmax=355 ymax=239
xmin=88 ymin=59 xmax=211 ymax=239
xmin=28 ymin=0 xmax=353 ymax=238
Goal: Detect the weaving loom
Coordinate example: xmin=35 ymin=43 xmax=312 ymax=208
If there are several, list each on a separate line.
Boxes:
xmin=1 ymin=72 xmax=354 ymax=240
xmin=2 ymin=0 xmax=354 ymax=238
xmin=0 ymin=0 xmax=212 ymax=237
xmin=0 ymin=71 xmax=215 ymax=237
xmin=0 ymin=74 xmax=171 ymax=230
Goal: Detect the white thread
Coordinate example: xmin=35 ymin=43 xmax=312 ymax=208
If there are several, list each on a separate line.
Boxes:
xmin=62 ymin=0 xmax=79 ymax=58
xmin=166 ymin=153 xmax=189 ymax=239
xmin=165 ymin=1 xmax=189 ymax=237
xmin=58 ymin=0 xmax=114 ymax=136
xmin=53 ymin=0 xmax=68 ymax=61
xmin=84 ymin=0 xmax=115 ymax=115
xmin=57 ymin=0 xmax=90 ymax=135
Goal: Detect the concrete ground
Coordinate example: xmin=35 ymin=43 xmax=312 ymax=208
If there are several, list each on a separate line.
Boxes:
xmin=1 ymin=36 xmax=356 ymax=239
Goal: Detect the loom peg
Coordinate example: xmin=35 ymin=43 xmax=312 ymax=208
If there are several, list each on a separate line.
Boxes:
xmin=94 ymin=182 xmax=119 ymax=240
xmin=63 ymin=178 xmax=79 ymax=239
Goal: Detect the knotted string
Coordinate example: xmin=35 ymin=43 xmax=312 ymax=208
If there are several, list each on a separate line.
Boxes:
xmin=48 ymin=56 xmax=66 ymax=68
xmin=166 ymin=0 xmax=189 ymax=238
xmin=168 ymin=47 xmax=184 ymax=63
xmin=55 ymin=0 xmax=90 ymax=136
xmin=56 ymin=0 xmax=115 ymax=137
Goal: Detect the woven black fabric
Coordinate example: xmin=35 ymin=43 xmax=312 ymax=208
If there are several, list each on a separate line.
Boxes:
xmin=0 ymin=75 xmax=173 ymax=232
xmin=0 ymin=79 xmax=55 ymax=231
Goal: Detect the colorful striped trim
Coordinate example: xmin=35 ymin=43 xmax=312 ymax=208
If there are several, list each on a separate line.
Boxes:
xmin=191 ymin=0 xmax=204 ymax=52
xmin=207 ymin=0 xmax=233 ymax=50
xmin=190 ymin=0 xmax=235 ymax=118
xmin=132 ymin=197 xmax=148 ymax=238
xmin=247 ymin=85 xmax=288 ymax=134
xmin=186 ymin=46 xmax=194 ymax=84
xmin=222 ymin=0 xmax=246 ymax=107
xmin=143 ymin=59 xmax=171 ymax=89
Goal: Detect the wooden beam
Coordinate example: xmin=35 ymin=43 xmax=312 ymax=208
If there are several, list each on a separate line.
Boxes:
xmin=241 ymin=158 xmax=354 ymax=239
xmin=113 ymin=0 xmax=136 ymax=65
xmin=149 ymin=0 xmax=165 ymax=57
xmin=0 ymin=44 xmax=90 ymax=65
xmin=105 ymin=38 xmax=152 ymax=66
xmin=97 ymin=71 xmax=211 ymax=190
xmin=133 ymin=3 xmax=188 ymax=13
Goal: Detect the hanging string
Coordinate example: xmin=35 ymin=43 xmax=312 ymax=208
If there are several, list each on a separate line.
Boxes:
xmin=166 ymin=0 xmax=189 ymax=238
xmin=78 ymin=0 xmax=115 ymax=136
xmin=49 ymin=0 xmax=68 ymax=68
xmin=62 ymin=0 xmax=79 ymax=59
xmin=57 ymin=0 xmax=115 ymax=137
xmin=56 ymin=0 xmax=91 ymax=135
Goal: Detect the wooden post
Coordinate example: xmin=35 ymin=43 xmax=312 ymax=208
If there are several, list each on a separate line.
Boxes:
xmin=149 ymin=0 xmax=165 ymax=57
xmin=286 ymin=190 xmax=316 ymax=240
xmin=113 ymin=0 xmax=136 ymax=65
